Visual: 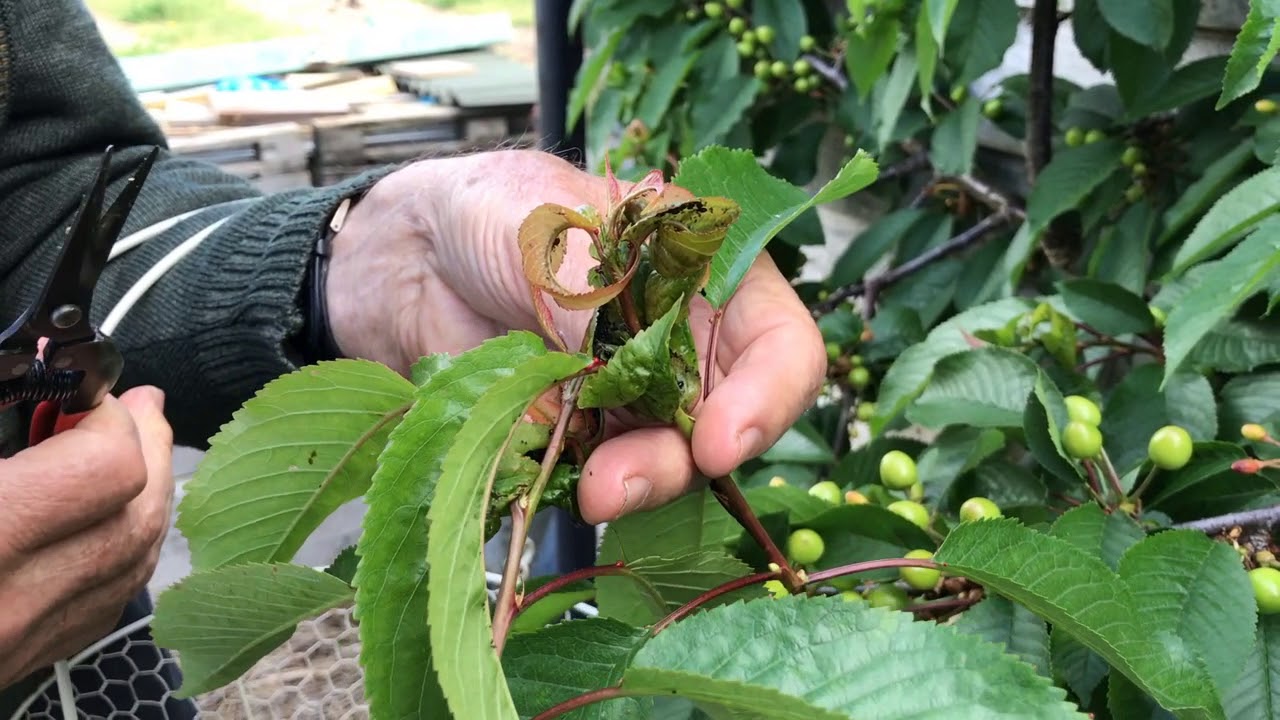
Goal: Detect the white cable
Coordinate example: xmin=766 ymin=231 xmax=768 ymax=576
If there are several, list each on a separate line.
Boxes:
xmin=107 ymin=198 xmax=254 ymax=262
xmin=53 ymin=661 xmax=74 ymax=720
xmin=10 ymin=614 xmax=157 ymax=720
xmin=100 ymin=215 xmax=234 ymax=336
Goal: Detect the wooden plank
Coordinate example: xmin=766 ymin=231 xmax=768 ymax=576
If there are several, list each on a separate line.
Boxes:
xmin=208 ymin=91 xmax=353 ymax=125
xmin=117 ymin=14 xmax=514 ymax=93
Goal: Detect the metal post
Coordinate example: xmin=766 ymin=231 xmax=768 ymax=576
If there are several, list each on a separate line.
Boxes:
xmin=534 ymin=0 xmax=586 ymax=166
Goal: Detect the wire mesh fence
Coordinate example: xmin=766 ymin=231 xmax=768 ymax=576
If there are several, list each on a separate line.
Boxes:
xmin=10 ymin=566 xmax=597 ymax=719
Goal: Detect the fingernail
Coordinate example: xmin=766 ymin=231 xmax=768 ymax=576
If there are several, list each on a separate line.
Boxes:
xmin=737 ymin=427 xmax=764 ymax=464
xmin=618 ymin=475 xmax=653 ymax=519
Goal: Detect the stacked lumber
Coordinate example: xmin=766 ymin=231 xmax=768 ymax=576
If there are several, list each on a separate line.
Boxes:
xmin=132 ymin=14 xmax=538 ymax=191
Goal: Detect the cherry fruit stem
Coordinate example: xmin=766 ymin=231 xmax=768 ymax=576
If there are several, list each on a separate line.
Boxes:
xmin=1098 ymin=448 xmax=1126 ymax=503
xmin=703 ymin=307 xmax=724 ymax=403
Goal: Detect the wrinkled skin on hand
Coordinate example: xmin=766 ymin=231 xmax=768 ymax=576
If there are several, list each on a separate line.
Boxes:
xmin=325 ymin=150 xmax=827 ymax=523
xmin=0 ymin=387 xmax=174 ymax=688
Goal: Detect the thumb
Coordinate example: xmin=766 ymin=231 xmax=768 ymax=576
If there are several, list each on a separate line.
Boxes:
xmin=117 ymin=386 xmax=174 ymax=480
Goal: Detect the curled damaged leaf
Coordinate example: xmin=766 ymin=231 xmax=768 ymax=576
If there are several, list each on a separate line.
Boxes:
xmin=518 ymin=202 xmax=643 ymax=318
xmin=579 ymin=295 xmax=685 ymax=409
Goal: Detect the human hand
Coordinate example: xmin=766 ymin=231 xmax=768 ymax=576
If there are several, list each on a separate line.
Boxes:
xmin=0 ymin=387 xmax=174 ymax=689
xmin=325 ymin=150 xmax=826 ymax=523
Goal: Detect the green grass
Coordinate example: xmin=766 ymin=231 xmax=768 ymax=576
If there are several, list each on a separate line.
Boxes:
xmin=417 ymin=0 xmax=534 ymax=27
xmin=87 ymin=0 xmax=296 ymax=56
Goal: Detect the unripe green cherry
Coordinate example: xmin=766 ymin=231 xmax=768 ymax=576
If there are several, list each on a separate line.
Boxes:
xmin=764 ymin=579 xmax=790 ymax=598
xmin=900 ymin=549 xmax=940 ymax=590
xmin=1251 ymin=567 xmax=1280 ymax=614
xmin=887 ymin=500 xmax=930 ymax=529
xmin=864 ymin=583 xmax=909 ymax=610
xmin=1257 ymin=98 xmax=1278 ymax=114
xmin=949 ymin=85 xmax=967 ymax=103
xmin=737 ymin=40 xmax=755 ymax=57
xmin=1064 ymin=395 xmax=1102 ymax=427
xmin=1148 ymin=425 xmax=1193 ymax=470
xmin=879 ymin=450 xmax=918 ymax=490
xmin=726 ymin=0 xmax=744 ymax=7
xmin=808 ymin=480 xmax=843 ymax=505
xmin=728 ymin=17 xmax=747 ymax=35
xmin=1064 ymin=127 xmax=1085 ymax=147
xmin=755 ymin=24 xmax=776 ymax=44
xmin=839 ymin=589 xmax=864 ymax=602
xmin=959 ymin=496 xmax=1003 ymax=523
xmin=740 ymin=29 xmax=756 ymax=44
xmin=754 ymin=59 xmax=771 ymax=79
xmin=982 ymin=98 xmax=1003 ymax=118
xmin=845 ymin=489 xmax=870 ymax=505
xmin=1084 ymin=128 xmax=1106 ymax=144
xmin=1121 ymin=145 xmax=1142 ymax=167
xmin=856 ymin=401 xmax=876 ymax=421
xmin=908 ymin=482 xmax=924 ymax=502
xmin=793 ymin=59 xmax=812 ymax=75
xmin=826 ymin=341 xmax=841 ymax=362
xmin=1124 ymin=183 xmax=1144 ymax=203
xmin=704 ymin=2 xmax=724 ymax=18
xmin=849 ymin=354 xmax=864 ymax=367
xmin=793 ymin=77 xmax=808 ymax=92
xmin=848 ymin=366 xmax=870 ymax=389
xmin=685 ymin=8 xmax=700 ymax=20
xmin=1063 ymin=420 xmax=1103 ymax=459
xmin=768 ymin=475 xmax=788 ymax=488
xmin=770 ymin=60 xmax=789 ymax=78
xmin=799 ymin=34 xmax=817 ymax=51
xmin=787 ymin=528 xmax=825 ymax=565
xmin=1132 ymin=161 xmax=1148 ymax=177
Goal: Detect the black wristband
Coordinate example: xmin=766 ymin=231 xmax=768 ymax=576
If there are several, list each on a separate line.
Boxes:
xmin=301 ymin=195 xmax=359 ymax=364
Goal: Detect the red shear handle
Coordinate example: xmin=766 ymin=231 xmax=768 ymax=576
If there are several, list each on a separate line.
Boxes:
xmin=28 ymin=400 xmax=91 ymax=445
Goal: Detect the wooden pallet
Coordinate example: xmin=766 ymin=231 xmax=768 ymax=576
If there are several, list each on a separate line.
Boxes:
xmin=164 ymin=100 xmax=536 ymax=190
xmin=308 ymin=101 xmax=535 ymax=185
xmin=166 ymin=121 xmax=313 ymax=192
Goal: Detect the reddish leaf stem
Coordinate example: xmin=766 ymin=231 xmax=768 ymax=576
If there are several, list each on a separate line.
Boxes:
xmin=650 ymin=571 xmax=778 ymax=634
xmin=512 ymin=561 xmax=630 ymax=622
xmin=708 ymin=476 xmax=804 ymax=592
xmin=492 ymin=501 xmax=529 ymax=652
xmin=1082 ymin=460 xmax=1106 ymax=505
xmin=702 ymin=307 xmax=724 ymax=403
xmin=530 ymin=686 xmax=630 ymax=720
xmin=617 ymin=288 xmax=643 ymax=336
xmin=804 ymin=557 xmax=940 ymax=586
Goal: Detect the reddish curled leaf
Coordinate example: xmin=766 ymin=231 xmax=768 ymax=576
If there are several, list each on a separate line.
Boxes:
xmin=519 ymin=203 xmax=640 ymax=313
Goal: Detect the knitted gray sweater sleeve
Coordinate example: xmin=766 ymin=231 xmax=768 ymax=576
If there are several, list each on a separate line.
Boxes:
xmin=0 ymin=0 xmax=400 ymax=450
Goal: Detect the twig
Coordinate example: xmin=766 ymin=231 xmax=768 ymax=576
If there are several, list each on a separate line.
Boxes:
xmin=1026 ymin=0 xmax=1058 ymax=182
xmin=1174 ymin=504 xmax=1280 ymax=534
xmin=708 ymin=477 xmax=804 ymax=591
xmin=908 ymin=595 xmax=983 ymax=615
xmin=531 ymin=686 xmax=630 ymax=720
xmin=813 ymin=212 xmax=1013 ymax=315
xmin=801 ymin=52 xmax=848 ymax=92
xmin=1076 ymin=348 xmax=1134 ymax=373
xmin=492 ymin=501 xmax=529 ymax=650
xmin=833 ymin=388 xmax=854 ymax=453
xmin=493 ymin=377 xmax=586 ymax=654
xmin=513 ymin=561 xmax=630 ymax=621
xmin=651 ymin=571 xmax=779 ymax=634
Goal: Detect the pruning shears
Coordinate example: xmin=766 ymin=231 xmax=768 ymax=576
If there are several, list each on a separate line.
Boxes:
xmin=0 ymin=145 xmax=158 ymax=446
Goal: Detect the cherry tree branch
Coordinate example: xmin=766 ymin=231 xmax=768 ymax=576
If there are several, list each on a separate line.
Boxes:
xmin=813 ymin=211 xmax=1014 ymax=315
xmin=1174 ymin=504 xmax=1280 ymax=534
xmin=493 ymin=377 xmax=586 ymax=654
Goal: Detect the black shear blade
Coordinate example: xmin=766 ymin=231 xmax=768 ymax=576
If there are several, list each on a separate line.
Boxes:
xmin=10 ymin=145 xmax=158 ymax=344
